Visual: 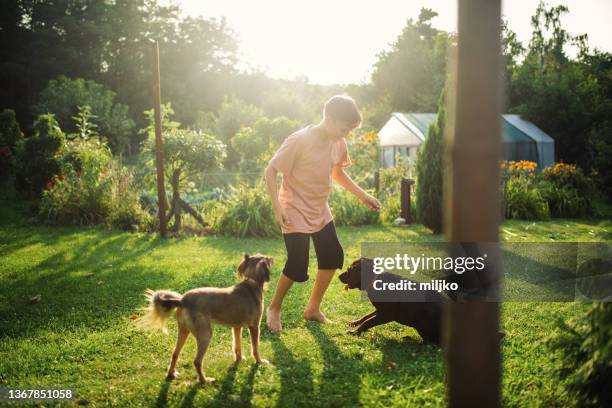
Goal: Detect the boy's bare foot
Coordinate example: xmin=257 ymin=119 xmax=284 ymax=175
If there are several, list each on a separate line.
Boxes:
xmin=266 ymin=307 xmax=282 ymax=332
xmin=303 ymin=309 xmax=331 ymax=324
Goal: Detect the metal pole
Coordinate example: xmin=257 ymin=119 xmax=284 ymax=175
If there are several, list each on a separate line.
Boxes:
xmin=444 ymin=0 xmax=503 ymax=407
xmin=152 ymin=40 xmax=168 ymax=238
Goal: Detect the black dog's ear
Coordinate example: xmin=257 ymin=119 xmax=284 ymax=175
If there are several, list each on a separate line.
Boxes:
xmin=360 ymin=258 xmax=374 ymax=274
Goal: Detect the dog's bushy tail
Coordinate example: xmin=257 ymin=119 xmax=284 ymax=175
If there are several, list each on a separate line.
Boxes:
xmin=134 ymin=289 xmax=183 ymax=334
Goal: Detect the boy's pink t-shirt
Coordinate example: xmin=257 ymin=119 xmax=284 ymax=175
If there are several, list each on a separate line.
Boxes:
xmin=269 ymin=125 xmax=351 ymax=234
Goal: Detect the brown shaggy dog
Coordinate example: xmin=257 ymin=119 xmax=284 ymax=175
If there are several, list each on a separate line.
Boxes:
xmin=136 ymin=254 xmax=273 ymax=383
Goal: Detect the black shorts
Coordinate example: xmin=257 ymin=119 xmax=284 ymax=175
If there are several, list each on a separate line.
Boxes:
xmin=282 ymin=221 xmax=344 ymax=282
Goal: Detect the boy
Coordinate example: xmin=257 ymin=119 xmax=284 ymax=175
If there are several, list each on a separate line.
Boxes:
xmin=265 ymin=95 xmax=381 ymax=332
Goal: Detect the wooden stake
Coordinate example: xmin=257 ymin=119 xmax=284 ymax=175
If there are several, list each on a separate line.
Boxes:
xmin=444 ymin=0 xmax=503 ymax=407
xmin=151 ymin=40 xmax=168 ymax=238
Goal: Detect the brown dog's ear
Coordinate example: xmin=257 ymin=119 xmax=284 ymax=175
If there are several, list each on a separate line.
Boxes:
xmin=255 ymin=259 xmax=271 ymax=283
xmin=237 ymin=254 xmax=251 ymax=278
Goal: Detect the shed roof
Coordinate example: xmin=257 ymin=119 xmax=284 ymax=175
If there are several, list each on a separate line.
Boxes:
xmin=503 ymin=114 xmax=555 ymax=144
xmin=379 ymin=112 xmax=553 ymax=146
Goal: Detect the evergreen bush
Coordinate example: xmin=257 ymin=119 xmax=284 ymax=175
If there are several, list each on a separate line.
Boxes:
xmin=415 ymin=89 xmax=445 ymax=233
xmin=548 ymin=302 xmax=612 ymax=407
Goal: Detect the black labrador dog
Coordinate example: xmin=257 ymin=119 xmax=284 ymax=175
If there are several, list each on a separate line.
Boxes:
xmin=338 ymin=258 xmax=447 ymax=346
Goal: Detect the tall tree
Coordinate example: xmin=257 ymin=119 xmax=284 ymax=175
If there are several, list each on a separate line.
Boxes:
xmin=371 ymin=8 xmax=451 ymax=113
xmin=0 ymin=0 xmax=239 ymax=151
xmin=510 ymin=2 xmax=593 ymax=166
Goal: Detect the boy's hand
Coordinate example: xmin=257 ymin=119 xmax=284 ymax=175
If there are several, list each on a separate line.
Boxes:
xmin=361 ymin=194 xmax=381 ymax=211
xmin=273 ymin=206 xmax=291 ymax=229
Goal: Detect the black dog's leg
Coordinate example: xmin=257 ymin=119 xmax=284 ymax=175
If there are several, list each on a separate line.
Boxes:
xmin=348 ymin=310 xmax=377 ymax=327
xmin=350 ymin=313 xmax=392 ymax=335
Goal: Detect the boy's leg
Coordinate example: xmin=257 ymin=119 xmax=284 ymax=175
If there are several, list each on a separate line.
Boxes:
xmin=266 ymin=273 xmax=294 ymax=332
xmin=267 ymin=231 xmax=310 ymax=332
xmin=304 ymin=269 xmax=335 ymax=323
xmin=306 ymin=222 xmax=344 ymax=323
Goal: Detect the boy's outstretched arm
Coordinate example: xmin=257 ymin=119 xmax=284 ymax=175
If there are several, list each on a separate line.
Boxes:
xmin=332 ymin=166 xmax=381 ymax=211
xmin=265 ymin=165 xmax=291 ymax=228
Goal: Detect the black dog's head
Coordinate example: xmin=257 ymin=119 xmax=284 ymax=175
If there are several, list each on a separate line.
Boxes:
xmin=339 ymin=258 xmax=374 ymax=290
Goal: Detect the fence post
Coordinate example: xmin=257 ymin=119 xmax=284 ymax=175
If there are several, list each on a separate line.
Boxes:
xmin=151 ymin=40 xmax=168 ymax=238
xmin=400 ymin=178 xmax=414 ymax=224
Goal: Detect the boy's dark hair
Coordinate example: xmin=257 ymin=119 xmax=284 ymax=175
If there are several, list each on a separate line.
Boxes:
xmin=323 ymin=95 xmax=362 ymax=128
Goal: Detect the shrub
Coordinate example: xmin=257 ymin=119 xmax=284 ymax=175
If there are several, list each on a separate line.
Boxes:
xmin=378 ymin=160 xmax=414 ymax=202
xmin=329 ymin=188 xmax=379 ymax=226
xmin=39 ymin=139 xmax=150 ymax=230
xmin=540 ymin=163 xmax=594 ymax=216
xmin=0 ymin=109 xmax=23 ymax=184
xmin=142 ymin=105 xmax=226 ymax=233
xmin=215 ymin=97 xmax=265 ymax=169
xmin=416 ymin=88 xmax=445 ymax=234
xmin=34 ymin=76 xmax=134 ymax=154
xmin=378 ymin=160 xmax=417 ymax=224
xmin=548 ymin=302 xmax=612 ymax=407
xmin=538 ymin=180 xmax=591 ymax=218
xmin=14 ymin=114 xmax=64 ymax=198
xmin=541 ymin=163 xmax=592 ymax=194
xmin=380 ymin=195 xmax=401 ymax=224
xmin=209 ymin=183 xmax=279 ymax=238
xmin=230 ymin=126 xmax=268 ymax=173
xmin=504 ymin=174 xmax=550 ymax=220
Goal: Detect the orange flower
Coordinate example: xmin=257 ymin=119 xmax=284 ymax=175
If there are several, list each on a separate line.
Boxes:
xmin=363 ymin=131 xmax=379 ymax=144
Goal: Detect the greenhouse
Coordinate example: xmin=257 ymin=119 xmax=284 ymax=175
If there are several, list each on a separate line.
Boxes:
xmin=379 ymin=113 xmax=555 ymax=169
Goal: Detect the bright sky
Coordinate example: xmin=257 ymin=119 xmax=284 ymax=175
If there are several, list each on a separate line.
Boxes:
xmin=173 ymin=0 xmax=612 ymax=85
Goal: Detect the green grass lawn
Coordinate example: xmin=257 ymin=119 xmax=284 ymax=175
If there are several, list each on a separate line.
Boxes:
xmin=1 ymin=198 xmax=610 ymax=407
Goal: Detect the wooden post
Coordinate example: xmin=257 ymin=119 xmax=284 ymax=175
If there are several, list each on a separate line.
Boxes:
xmin=151 ymin=40 xmax=168 ymax=238
xmin=400 ymin=178 xmax=414 ymax=224
xmin=444 ymin=0 xmax=503 ymax=407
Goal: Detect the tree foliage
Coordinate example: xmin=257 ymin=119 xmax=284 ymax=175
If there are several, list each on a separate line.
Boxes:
xmin=34 ymin=76 xmax=134 ymax=153
xmin=415 ymin=88 xmax=445 ymax=234
xmin=508 ymin=1 xmax=612 ymax=198
xmin=230 ymin=116 xmax=300 ymax=173
xmin=371 ymin=8 xmax=451 ymax=113
xmin=0 ymin=0 xmax=239 ymax=143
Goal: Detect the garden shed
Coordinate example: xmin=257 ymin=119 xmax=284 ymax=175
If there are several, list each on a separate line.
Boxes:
xmin=379 ymin=113 xmax=555 ymax=169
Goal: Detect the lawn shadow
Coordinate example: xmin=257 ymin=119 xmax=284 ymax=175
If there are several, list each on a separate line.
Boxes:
xmin=268 ymin=333 xmax=314 ymax=408
xmin=155 ymin=378 xmax=172 ymax=408
xmin=306 ymin=323 xmax=362 ymax=407
xmin=0 ymin=231 xmax=173 ymax=339
xmin=208 ymin=361 xmax=258 ymax=407
xmin=239 ymin=363 xmax=258 ymax=406
xmin=208 ymin=360 xmax=256 ymax=408
xmin=179 ymin=382 xmax=203 ymax=408
xmin=211 ymin=361 xmax=239 ymax=406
